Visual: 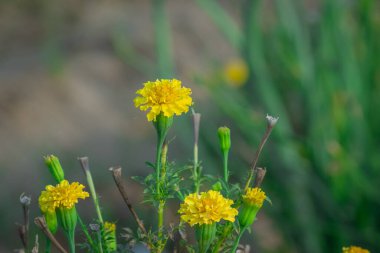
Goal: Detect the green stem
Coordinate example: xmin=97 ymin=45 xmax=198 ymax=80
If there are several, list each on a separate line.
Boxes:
xmin=211 ymin=223 xmax=233 ymax=253
xmin=231 ymin=228 xmax=245 ymax=253
xmin=85 ymin=169 xmax=104 ymax=224
xmin=45 ymin=237 xmax=51 ymax=253
xmin=158 ymin=200 xmax=165 ymax=238
xmin=67 ymin=230 xmax=76 ymax=253
xmin=96 ymin=230 xmax=104 ymax=253
xmin=156 ymin=137 xmax=167 ymax=252
xmin=77 ymin=216 xmax=96 ymax=249
xmin=156 ymin=135 xmax=165 ymax=193
xmin=222 ymin=150 xmax=229 ymax=184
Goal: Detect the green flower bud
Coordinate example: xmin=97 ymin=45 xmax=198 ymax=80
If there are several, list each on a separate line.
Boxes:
xmin=217 ymin=127 xmax=231 ymax=153
xmin=195 ymin=223 xmax=216 ymax=253
xmin=44 ymin=211 xmax=58 ymax=234
xmin=57 ymin=207 xmax=77 ymax=235
xmin=44 ymin=155 xmax=65 ymax=183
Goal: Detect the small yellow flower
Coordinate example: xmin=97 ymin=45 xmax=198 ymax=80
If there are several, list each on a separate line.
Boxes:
xmin=223 ymin=59 xmax=249 ymax=87
xmin=39 ymin=180 xmax=89 ymax=213
xmin=342 ymin=246 xmax=370 ymax=253
xmin=104 ymin=221 xmax=116 ymax=233
xmin=134 ymin=79 xmax=193 ymax=121
xmin=242 ymin=187 xmax=266 ymax=207
xmin=178 ymin=190 xmax=238 ymax=226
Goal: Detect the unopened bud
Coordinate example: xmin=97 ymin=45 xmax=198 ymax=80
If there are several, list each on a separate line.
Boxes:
xmin=44 ymin=155 xmax=65 ymax=183
xmin=217 ymin=126 xmax=231 ymax=153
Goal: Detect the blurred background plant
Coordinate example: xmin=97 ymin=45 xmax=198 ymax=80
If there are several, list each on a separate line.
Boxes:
xmin=1 ymin=0 xmax=380 ymax=252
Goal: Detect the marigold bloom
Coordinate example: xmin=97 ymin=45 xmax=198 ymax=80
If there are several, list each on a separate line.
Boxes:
xmin=242 ymin=187 xmax=266 ymax=207
xmin=134 ymin=79 xmax=192 ymax=121
xmin=39 ymin=180 xmax=89 ymax=213
xmin=342 ymin=246 xmax=370 ymax=253
xmin=178 ymin=190 xmax=238 ymax=226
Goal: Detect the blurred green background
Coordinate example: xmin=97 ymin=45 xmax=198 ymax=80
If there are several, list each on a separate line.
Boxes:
xmin=1 ymin=0 xmax=380 ymax=252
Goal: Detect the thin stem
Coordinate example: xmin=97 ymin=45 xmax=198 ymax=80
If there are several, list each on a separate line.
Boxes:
xmin=231 ymin=228 xmax=245 ymax=253
xmin=78 ymin=157 xmax=104 ymax=224
xmin=192 ymin=112 xmax=201 ymax=193
xmin=77 ymin=216 xmax=96 ymax=249
xmin=244 ymin=124 xmax=274 ymax=191
xmin=223 ymin=150 xmax=229 ymax=183
xmin=96 ymin=230 xmax=104 ymax=253
xmin=158 ymin=200 xmax=165 ymax=240
xmin=156 ymin=136 xmax=165 ymax=194
xmin=211 ymin=223 xmax=233 ymax=253
xmin=34 ymin=217 xmax=68 ymax=253
xmin=45 ymin=237 xmax=51 ymax=253
xmin=194 ymin=144 xmax=200 ymax=193
xmin=67 ymin=231 xmax=75 ymax=253
xmin=109 ymin=167 xmax=147 ymax=234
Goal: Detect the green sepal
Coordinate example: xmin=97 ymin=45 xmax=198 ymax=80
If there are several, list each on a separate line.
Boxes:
xmin=195 ymin=223 xmax=217 ymax=253
xmin=44 ymin=211 xmax=58 ymax=234
xmin=238 ymin=203 xmax=260 ymax=229
xmin=57 ymin=206 xmax=77 ymax=234
xmin=153 ymin=113 xmax=173 ymax=140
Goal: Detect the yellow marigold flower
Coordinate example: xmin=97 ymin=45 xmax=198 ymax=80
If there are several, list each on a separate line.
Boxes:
xmin=223 ymin=59 xmax=249 ymax=87
xmin=342 ymin=246 xmax=370 ymax=253
xmin=178 ymin=190 xmax=238 ymax=226
xmin=243 ymin=187 xmax=266 ymax=207
xmin=134 ymin=79 xmax=193 ymax=121
xmin=39 ymin=180 xmax=89 ymax=213
xmin=104 ymin=221 xmax=116 ymax=233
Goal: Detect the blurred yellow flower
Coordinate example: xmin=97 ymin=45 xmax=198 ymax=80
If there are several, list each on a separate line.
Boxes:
xmin=104 ymin=221 xmax=116 ymax=232
xmin=39 ymin=180 xmax=89 ymax=213
xmin=134 ymin=79 xmax=192 ymax=121
xmin=242 ymin=187 xmax=266 ymax=207
xmin=342 ymin=246 xmax=370 ymax=253
xmin=178 ymin=190 xmax=238 ymax=226
xmin=223 ymin=59 xmax=249 ymax=87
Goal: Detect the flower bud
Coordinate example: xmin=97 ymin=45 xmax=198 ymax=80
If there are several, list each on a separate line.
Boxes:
xmin=217 ymin=126 xmax=231 ymax=153
xmin=44 ymin=155 xmax=65 ymax=183
xmin=44 ymin=211 xmax=58 ymax=234
xmin=104 ymin=221 xmax=117 ymax=251
xmin=195 ymin=223 xmax=216 ymax=253
xmin=238 ymin=187 xmax=266 ymax=229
